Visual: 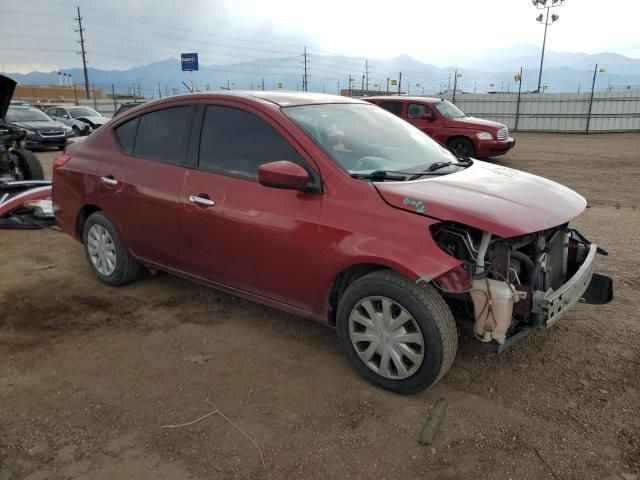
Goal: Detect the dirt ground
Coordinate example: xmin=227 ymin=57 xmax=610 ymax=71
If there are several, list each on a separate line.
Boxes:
xmin=1 ymin=132 xmax=639 ymax=480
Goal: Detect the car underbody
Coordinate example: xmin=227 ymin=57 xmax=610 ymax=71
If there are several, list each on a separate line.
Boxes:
xmin=431 ymin=222 xmax=613 ymax=350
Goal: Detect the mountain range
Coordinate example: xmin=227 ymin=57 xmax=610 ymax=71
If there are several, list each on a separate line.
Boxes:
xmin=5 ymin=46 xmax=640 ymax=97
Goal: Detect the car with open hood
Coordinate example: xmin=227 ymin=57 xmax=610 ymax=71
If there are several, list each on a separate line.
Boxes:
xmin=364 ymin=96 xmax=515 ymax=159
xmin=52 ymin=91 xmax=612 ymax=394
xmin=1 ymin=74 xmax=45 ymax=181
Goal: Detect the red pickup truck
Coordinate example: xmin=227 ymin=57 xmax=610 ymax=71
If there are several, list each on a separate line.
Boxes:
xmin=363 ymin=96 xmax=515 ymax=159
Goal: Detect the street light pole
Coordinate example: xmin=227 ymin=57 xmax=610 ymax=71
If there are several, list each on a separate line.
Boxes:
xmin=537 ymin=7 xmax=550 ymax=93
xmin=533 ymin=0 xmax=563 ymax=93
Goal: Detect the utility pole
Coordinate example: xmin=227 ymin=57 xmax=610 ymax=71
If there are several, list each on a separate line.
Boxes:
xmin=586 ymin=63 xmax=599 ymax=134
xmin=361 ymin=74 xmax=365 ymax=92
xmin=75 ymin=6 xmax=90 ymax=99
xmin=261 ymin=78 xmax=265 ymax=91
xmin=131 ymin=82 xmax=136 ymax=101
xmin=452 ymin=69 xmax=459 ymax=104
xmin=111 ymin=84 xmax=116 ymax=112
xmin=364 ymin=59 xmax=370 ymax=92
xmin=448 ymin=73 xmax=451 ymax=91
xmin=386 ymin=77 xmax=389 ymax=94
xmin=348 ymin=74 xmax=354 ymax=97
xmin=158 ymin=83 xmax=162 ymax=99
xmin=398 ymin=72 xmax=402 ymax=95
xmin=515 ymin=67 xmax=523 ymax=131
xmin=303 ymin=46 xmax=308 ymax=92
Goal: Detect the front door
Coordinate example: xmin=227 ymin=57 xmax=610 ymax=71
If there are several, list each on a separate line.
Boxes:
xmin=407 ymin=103 xmax=439 ymax=138
xmin=179 ymin=103 xmax=322 ymax=310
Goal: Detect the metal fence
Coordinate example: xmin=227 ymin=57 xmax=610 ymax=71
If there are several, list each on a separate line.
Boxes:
xmin=440 ymin=90 xmax=640 ymax=133
xmin=73 ymin=90 xmax=640 ymax=133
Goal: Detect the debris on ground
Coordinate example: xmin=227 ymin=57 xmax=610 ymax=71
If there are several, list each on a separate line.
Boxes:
xmin=418 ymin=398 xmax=448 ymax=446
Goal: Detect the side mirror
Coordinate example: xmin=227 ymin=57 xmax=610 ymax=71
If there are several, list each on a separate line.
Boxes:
xmin=258 ymin=161 xmax=310 ymax=190
xmin=62 ymin=114 xmax=70 ymax=119
xmin=423 ymin=112 xmax=435 ymax=121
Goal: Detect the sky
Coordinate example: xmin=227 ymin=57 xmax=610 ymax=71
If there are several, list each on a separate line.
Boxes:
xmin=1 ymin=0 xmax=639 ymax=73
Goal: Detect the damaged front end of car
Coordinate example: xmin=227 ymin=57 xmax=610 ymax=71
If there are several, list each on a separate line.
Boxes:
xmin=429 ymin=222 xmax=614 ymax=351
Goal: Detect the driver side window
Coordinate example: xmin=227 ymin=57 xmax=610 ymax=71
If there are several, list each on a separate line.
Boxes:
xmin=407 ymin=103 xmax=430 ymax=120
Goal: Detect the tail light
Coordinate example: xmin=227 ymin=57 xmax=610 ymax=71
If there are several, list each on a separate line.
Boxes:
xmin=53 ymin=154 xmax=71 ymax=172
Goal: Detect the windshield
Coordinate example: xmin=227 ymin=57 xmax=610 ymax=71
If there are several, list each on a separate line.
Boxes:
xmin=435 ymin=101 xmax=466 ymax=119
xmin=68 ymin=107 xmax=101 ymax=118
xmin=6 ymin=107 xmax=53 ymax=122
xmin=283 ymin=103 xmax=456 ymax=175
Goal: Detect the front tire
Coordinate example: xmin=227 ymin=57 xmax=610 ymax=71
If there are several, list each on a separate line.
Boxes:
xmin=14 ymin=148 xmax=44 ymax=180
xmin=447 ymin=137 xmax=475 ymax=159
xmin=83 ymin=212 xmax=141 ymax=286
xmin=336 ymin=270 xmax=458 ymax=394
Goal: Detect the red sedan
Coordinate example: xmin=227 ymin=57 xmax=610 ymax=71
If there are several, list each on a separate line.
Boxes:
xmin=52 ymin=92 xmax=612 ymax=394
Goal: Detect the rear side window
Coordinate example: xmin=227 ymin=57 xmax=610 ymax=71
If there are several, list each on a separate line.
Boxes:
xmin=379 ymin=101 xmax=403 ymax=117
xmin=132 ymin=106 xmax=192 ymax=164
xmin=198 ymin=105 xmax=306 ymax=180
xmin=115 ymin=117 xmax=139 ymax=154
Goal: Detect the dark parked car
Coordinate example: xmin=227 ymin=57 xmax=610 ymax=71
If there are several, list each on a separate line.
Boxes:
xmin=364 ymin=96 xmax=515 ymax=158
xmin=113 ymin=101 xmax=146 ymax=117
xmin=6 ymin=105 xmax=73 ymax=149
xmin=53 ymin=92 xmax=612 ymax=394
xmin=46 ymin=105 xmax=108 ymax=135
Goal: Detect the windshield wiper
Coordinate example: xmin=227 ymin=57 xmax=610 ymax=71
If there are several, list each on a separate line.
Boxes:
xmin=429 ymin=160 xmax=472 ymax=172
xmin=406 ymin=160 xmax=472 ymax=180
xmin=350 ymin=170 xmax=410 ymax=181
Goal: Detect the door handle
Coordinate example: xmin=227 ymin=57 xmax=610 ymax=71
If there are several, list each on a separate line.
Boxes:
xmin=188 ymin=195 xmax=215 ymax=207
xmin=100 ymin=176 xmax=118 ymax=186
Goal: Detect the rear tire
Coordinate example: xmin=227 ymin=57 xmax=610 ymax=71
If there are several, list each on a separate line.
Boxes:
xmin=447 ymin=137 xmax=475 ymax=159
xmin=336 ymin=270 xmax=458 ymax=394
xmin=83 ymin=211 xmax=141 ymax=286
xmin=14 ymin=148 xmax=44 ymax=180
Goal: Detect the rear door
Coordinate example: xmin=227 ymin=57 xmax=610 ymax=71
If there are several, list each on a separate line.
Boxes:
xmin=97 ymin=103 xmax=195 ymax=268
xmin=178 ymin=101 xmax=323 ymax=310
xmin=378 ymin=101 xmax=404 ymax=118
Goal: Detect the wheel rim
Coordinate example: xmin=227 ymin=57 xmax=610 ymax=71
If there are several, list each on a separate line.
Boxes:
xmin=87 ymin=224 xmax=117 ymax=276
xmin=348 ymin=296 xmax=425 ymax=380
xmin=451 ymin=142 xmax=470 ymax=157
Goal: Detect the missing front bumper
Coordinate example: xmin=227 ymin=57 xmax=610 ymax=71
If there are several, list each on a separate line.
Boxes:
xmin=533 ymin=243 xmax=613 ymax=328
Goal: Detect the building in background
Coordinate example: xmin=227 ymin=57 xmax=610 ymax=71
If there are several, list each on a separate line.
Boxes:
xmin=13 ymin=85 xmax=103 ymax=104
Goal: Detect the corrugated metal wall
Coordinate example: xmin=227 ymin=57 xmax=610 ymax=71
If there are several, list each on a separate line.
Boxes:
xmin=440 ymin=90 xmax=640 ymax=133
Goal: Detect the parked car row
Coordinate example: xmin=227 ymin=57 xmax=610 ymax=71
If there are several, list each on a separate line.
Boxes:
xmin=53 ymin=91 xmax=612 ymax=394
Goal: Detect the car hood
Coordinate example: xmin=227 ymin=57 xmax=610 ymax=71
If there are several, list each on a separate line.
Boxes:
xmin=9 ymin=120 xmax=67 ymax=130
xmin=446 ymin=116 xmax=505 ymax=131
xmin=373 ymin=161 xmax=586 ymax=238
xmin=76 ymin=116 xmax=107 ymax=125
xmin=0 ymin=74 xmax=17 ymax=120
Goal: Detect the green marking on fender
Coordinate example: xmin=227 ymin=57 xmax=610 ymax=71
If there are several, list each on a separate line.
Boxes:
xmin=415 ymin=276 xmax=430 ymax=285
xmin=403 ymin=197 xmax=426 ymax=214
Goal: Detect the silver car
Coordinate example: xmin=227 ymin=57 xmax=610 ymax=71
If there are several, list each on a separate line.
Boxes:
xmin=46 ymin=106 xmax=108 ymax=136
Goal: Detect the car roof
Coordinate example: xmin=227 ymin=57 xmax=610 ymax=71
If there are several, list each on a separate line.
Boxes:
xmin=363 ymin=96 xmax=444 ymax=104
xmin=148 ymin=91 xmax=367 ymax=108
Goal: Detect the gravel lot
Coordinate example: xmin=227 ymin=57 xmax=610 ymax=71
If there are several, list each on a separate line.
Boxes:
xmin=1 ymin=132 xmax=639 ymax=480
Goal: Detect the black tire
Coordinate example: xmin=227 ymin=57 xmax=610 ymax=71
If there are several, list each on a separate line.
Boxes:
xmin=14 ymin=148 xmax=44 ymax=180
xmin=336 ymin=270 xmax=458 ymax=394
xmin=72 ymin=125 xmax=80 ymax=136
xmin=82 ymin=211 xmax=141 ymax=286
xmin=447 ymin=137 xmax=475 ymax=159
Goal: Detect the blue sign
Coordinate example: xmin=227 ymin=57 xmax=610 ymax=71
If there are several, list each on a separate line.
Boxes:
xmin=181 ymin=53 xmax=199 ymax=72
